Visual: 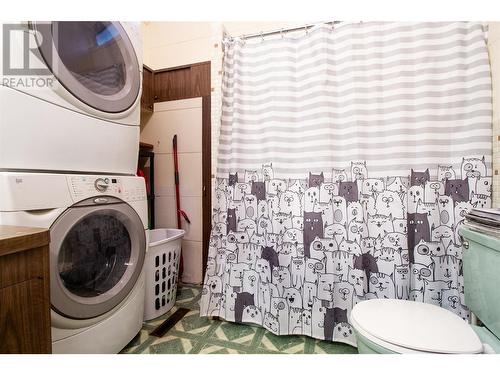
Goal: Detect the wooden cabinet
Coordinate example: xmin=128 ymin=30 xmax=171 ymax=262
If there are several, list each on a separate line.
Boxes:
xmin=153 ymin=62 xmax=211 ymax=102
xmin=0 ymin=226 xmax=51 ymax=354
xmin=141 ymin=65 xmax=154 ymax=112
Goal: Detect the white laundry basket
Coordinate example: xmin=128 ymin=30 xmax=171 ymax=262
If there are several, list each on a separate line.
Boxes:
xmin=144 ymin=228 xmax=185 ymax=321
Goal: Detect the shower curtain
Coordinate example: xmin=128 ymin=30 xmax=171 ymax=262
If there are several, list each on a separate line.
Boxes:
xmin=200 ymin=22 xmax=492 ymax=346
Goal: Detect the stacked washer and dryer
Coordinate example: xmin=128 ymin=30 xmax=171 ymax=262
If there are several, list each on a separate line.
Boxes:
xmin=0 ymin=22 xmax=147 ymax=353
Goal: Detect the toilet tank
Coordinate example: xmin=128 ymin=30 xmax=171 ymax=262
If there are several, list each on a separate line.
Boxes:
xmin=460 ymin=227 xmax=500 ymax=339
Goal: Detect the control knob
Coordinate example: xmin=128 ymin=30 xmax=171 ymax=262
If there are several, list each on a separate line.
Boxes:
xmin=94 ymin=178 xmax=110 ymax=192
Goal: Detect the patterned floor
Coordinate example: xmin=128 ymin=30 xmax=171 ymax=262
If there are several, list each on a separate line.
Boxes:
xmin=120 ymin=284 xmax=358 ymax=354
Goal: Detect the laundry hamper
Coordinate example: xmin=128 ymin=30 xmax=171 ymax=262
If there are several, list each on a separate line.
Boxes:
xmin=144 ymin=228 xmax=185 ymax=320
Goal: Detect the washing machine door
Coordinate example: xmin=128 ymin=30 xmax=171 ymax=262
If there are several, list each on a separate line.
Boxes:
xmin=31 ymin=21 xmax=140 ymax=113
xmin=50 ymin=197 xmax=146 ymax=319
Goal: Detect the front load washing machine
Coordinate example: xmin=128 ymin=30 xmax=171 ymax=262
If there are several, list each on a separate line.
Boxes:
xmin=0 ymin=172 xmax=148 ymax=353
xmin=0 ymin=22 xmax=143 ymax=175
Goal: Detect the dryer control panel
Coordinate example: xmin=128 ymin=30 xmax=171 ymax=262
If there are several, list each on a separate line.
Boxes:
xmin=67 ymin=175 xmax=146 ymax=203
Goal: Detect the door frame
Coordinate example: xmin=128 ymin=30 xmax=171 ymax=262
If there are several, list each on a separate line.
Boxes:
xmin=149 ymin=61 xmax=212 ymax=281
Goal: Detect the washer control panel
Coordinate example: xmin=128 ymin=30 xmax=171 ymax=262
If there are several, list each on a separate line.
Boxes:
xmin=67 ymin=175 xmax=146 ymax=203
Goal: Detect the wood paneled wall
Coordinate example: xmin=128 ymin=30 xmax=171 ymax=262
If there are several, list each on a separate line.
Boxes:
xmin=154 ymin=62 xmax=211 ymax=102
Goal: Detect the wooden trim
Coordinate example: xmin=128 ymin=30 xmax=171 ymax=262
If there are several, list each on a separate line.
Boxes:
xmin=202 ymin=95 xmax=211 ymax=280
xmin=154 ymin=61 xmax=210 ymax=74
xmin=0 ymin=226 xmax=50 ymax=257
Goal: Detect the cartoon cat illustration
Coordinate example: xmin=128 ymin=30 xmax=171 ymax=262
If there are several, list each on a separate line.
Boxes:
xmin=283 ymin=287 xmax=303 ymax=309
xmin=301 ymin=309 xmax=312 ymax=336
xmin=475 ymin=176 xmax=492 ymax=196
xmin=279 ymin=190 xmax=301 ymax=216
xmin=471 ymin=192 xmax=491 ymax=209
xmin=302 ymin=282 xmax=318 ymax=309
xmin=437 ymin=165 xmax=456 ymax=181
xmin=267 ymin=179 xmax=287 ymax=196
xmin=338 ymin=239 xmax=362 ymax=257
xmin=242 ymin=269 xmax=260 ymax=295
xmin=375 ymin=190 xmax=405 ymax=218
xmin=303 ymin=211 xmax=324 ymax=258
xmin=407 ymin=186 xmax=424 ymax=213
xmin=331 ymin=196 xmax=348 ymax=225
xmin=416 ymin=199 xmax=439 ymax=230
xmin=325 ymin=308 xmax=349 ymax=341
xmin=431 ymin=224 xmax=454 ymax=247
xmin=423 ymin=279 xmax=452 ymax=305
xmin=272 ymin=212 xmax=293 ymax=235
xmin=234 ymin=182 xmax=251 ymax=201
xmin=393 ymin=218 xmax=408 ymax=234
xmin=407 ymin=212 xmax=431 ymax=262
xmin=374 ymin=247 xmax=402 ymax=276
xmin=386 ymin=176 xmax=409 ymax=194
xmin=314 ymin=200 xmax=334 ymax=227
xmin=324 ymin=250 xmax=355 ymax=279
xmin=411 ymin=168 xmax=430 ymax=186
xmin=324 ymin=223 xmax=347 ymax=245
xmin=410 ymin=262 xmax=434 ymax=291
xmin=461 ymin=156 xmax=486 ymax=179
xmin=263 ymin=312 xmax=279 ymax=334
xmin=261 ymin=163 xmax=274 ymax=181
xmin=226 ymin=208 xmax=237 ymax=234
xmin=393 ymin=264 xmax=410 ymax=299
xmin=305 ymin=258 xmax=324 ymax=284
xmin=361 ymin=178 xmax=385 ymax=196
xmin=332 ymin=168 xmax=348 ymax=183
xmin=432 ymin=255 xmax=460 ymax=288
xmin=368 ymin=273 xmax=395 ymax=299
xmin=256 ymin=258 xmax=272 ymax=283
xmin=242 ymin=305 xmax=263 ymax=324
xmin=289 ymin=307 xmax=303 ymax=335
xmin=332 ymin=281 xmax=355 ymax=310
xmin=347 ymin=266 xmax=366 ymax=295
xmin=367 ymin=213 xmax=394 ymax=239
xmin=290 ymin=257 xmax=305 ymax=289
xmin=251 ymin=181 xmax=266 ymax=201
xmin=424 ymin=181 xmax=445 ymax=202
xmin=351 ymin=161 xmax=368 ymax=180
xmin=339 ymin=181 xmax=359 ymax=203
xmin=229 ymin=263 xmax=251 ymax=287
xmin=234 ymin=292 xmax=255 ymax=323
xmin=319 ymin=182 xmax=338 ymax=203
xmin=228 ymin=172 xmax=238 ymax=187
xmin=273 ymin=266 xmax=292 ymax=295
xmin=304 ymin=186 xmax=320 ymax=212
xmin=333 ymin=322 xmax=355 ymax=342
xmin=346 ymin=219 xmax=366 ymax=244
xmin=244 ymin=170 xmax=258 ymax=183
xmin=444 ymin=178 xmax=469 ymax=203
xmin=243 ymin=194 xmax=258 ymax=219
xmin=309 ymin=172 xmax=325 ymax=188
xmin=317 ymin=273 xmax=342 ymax=301
xmin=437 ymin=195 xmax=455 ymax=227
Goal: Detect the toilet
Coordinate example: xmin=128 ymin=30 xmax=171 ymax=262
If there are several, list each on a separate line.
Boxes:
xmin=351 ymin=227 xmax=500 ymax=354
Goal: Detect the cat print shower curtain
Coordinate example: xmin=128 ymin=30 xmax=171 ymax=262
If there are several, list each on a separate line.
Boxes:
xmin=200 ymin=22 xmax=492 ymax=346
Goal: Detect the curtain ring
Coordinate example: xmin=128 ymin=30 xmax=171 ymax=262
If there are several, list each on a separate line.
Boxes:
xmin=280 ymin=28 xmax=284 ymax=39
xmin=305 ymin=25 xmax=308 ymax=35
xmin=260 ymin=31 xmax=264 ymax=41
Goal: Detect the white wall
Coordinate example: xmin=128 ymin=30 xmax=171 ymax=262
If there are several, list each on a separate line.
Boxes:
xmin=140 ymin=98 xmax=203 ymax=284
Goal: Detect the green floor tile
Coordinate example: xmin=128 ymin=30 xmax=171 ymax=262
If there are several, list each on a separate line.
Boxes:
xmin=210 ymin=321 xmax=257 ymax=345
xmin=313 ymin=339 xmax=359 ymax=354
xmin=120 ymin=284 xmax=359 ymax=355
xmin=258 ymin=331 xmax=307 ymax=353
xmin=148 ymin=336 xmax=198 ymax=354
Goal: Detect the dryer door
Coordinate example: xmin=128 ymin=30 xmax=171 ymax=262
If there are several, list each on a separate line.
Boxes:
xmin=32 ymin=21 xmax=140 ymax=113
xmin=50 ymin=197 xmax=145 ymax=319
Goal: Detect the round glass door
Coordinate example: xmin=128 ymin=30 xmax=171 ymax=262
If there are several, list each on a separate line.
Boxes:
xmin=32 ymin=21 xmax=140 ymax=113
xmin=58 ymin=213 xmax=131 ymax=298
xmin=50 ymin=199 xmax=145 ymax=319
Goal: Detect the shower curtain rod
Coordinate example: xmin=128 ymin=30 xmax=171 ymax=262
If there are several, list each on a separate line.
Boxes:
xmin=228 ymin=21 xmax=343 ymax=41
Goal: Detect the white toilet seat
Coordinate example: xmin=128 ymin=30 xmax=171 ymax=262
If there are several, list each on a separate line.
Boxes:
xmin=351 ymin=299 xmax=483 ymax=354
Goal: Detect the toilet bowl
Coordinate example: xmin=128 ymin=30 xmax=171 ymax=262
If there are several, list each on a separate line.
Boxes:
xmin=351 ymin=299 xmax=487 ymax=354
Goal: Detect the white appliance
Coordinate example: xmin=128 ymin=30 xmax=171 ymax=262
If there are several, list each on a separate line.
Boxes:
xmin=0 ymin=172 xmax=148 ymax=354
xmin=0 ymin=22 xmax=143 ymax=175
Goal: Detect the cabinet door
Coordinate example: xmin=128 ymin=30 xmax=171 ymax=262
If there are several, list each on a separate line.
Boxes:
xmin=141 ymin=66 xmax=154 ymax=112
xmin=0 ymin=279 xmax=51 ymax=353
